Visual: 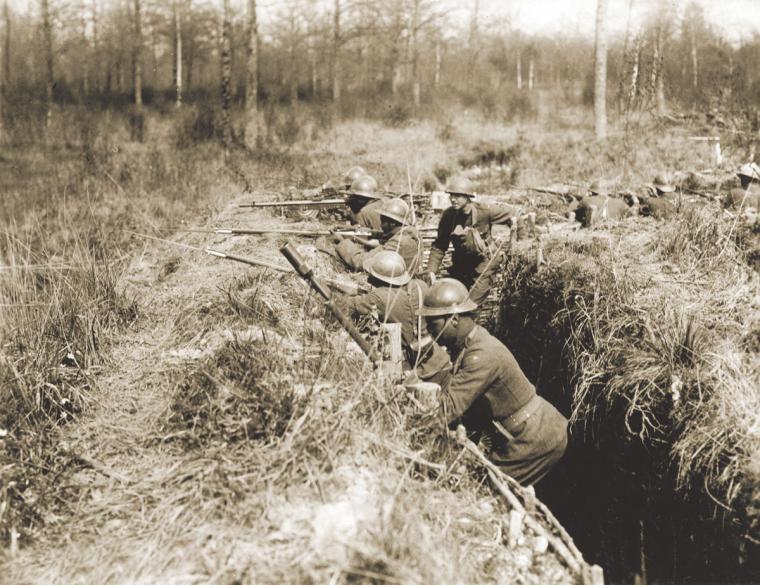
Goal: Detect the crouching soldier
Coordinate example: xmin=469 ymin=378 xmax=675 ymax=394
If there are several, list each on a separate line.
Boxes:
xmin=333 ymin=198 xmax=423 ymax=275
xmin=336 ymin=251 xmax=451 ymax=385
xmin=415 ymin=278 xmax=568 ymax=486
xmin=725 ymin=163 xmax=760 ymax=212
xmin=426 ymin=175 xmax=517 ymax=306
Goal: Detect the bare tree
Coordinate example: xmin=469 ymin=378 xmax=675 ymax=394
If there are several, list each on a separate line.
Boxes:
xmin=0 ymin=1 xmax=4 ymax=141
xmin=243 ymin=0 xmax=258 ymax=149
xmin=132 ymin=0 xmax=144 ymax=140
xmin=331 ymin=0 xmax=341 ymax=102
xmin=389 ymin=0 xmax=404 ymax=96
xmin=594 ymin=0 xmax=608 ymax=141
xmin=411 ymin=0 xmax=420 ymax=107
xmin=220 ymin=0 xmax=233 ymax=148
xmin=40 ymin=0 xmax=55 ymax=137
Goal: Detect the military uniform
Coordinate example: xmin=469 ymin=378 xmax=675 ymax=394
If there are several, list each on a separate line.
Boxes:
xmin=336 ymin=225 xmax=423 ymax=275
xmin=427 ymin=201 xmax=515 ymax=305
xmin=725 ymin=185 xmax=760 ymax=210
xmin=442 ymin=324 xmax=567 ymax=486
xmin=351 ymin=199 xmax=385 ymax=232
xmin=339 ymin=279 xmax=451 ymax=384
xmin=574 ymin=195 xmax=632 ymax=227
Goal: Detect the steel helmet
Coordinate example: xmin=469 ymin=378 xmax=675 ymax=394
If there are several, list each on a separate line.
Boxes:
xmin=347 ymin=175 xmax=382 ymax=200
xmin=651 ymin=174 xmax=675 ymax=193
xmin=737 ymin=162 xmax=760 ymax=181
xmin=363 ymin=250 xmax=411 ymax=286
xmin=344 ymin=166 xmax=367 ymax=185
xmin=378 ymin=198 xmax=411 ymax=225
xmin=416 ymin=278 xmax=478 ymax=317
xmin=589 ymin=180 xmax=608 ymax=196
xmin=445 ymin=175 xmax=476 ymax=198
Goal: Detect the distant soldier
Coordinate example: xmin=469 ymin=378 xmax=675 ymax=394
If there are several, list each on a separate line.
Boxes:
xmin=426 ymin=175 xmax=517 ymax=305
xmin=589 ymin=180 xmax=608 ymax=197
xmin=574 ymin=185 xmax=633 ymax=227
xmin=336 ymin=251 xmax=451 ymax=385
xmin=415 ymin=279 xmax=568 ymax=486
xmin=725 ymin=163 xmax=760 ymax=211
xmin=344 ymin=166 xmax=368 ymax=189
xmin=334 ymin=198 xmax=423 ymax=275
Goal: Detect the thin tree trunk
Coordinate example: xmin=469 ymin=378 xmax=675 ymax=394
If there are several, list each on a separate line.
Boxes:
xmin=594 ymin=0 xmax=608 ymax=141
xmin=81 ymin=8 xmax=89 ymax=99
xmin=133 ymin=0 xmax=142 ymax=108
xmin=41 ymin=0 xmax=54 ymax=136
xmin=332 ymin=0 xmax=341 ymax=102
xmin=308 ymin=31 xmax=317 ymax=97
xmin=132 ymin=0 xmax=143 ymax=140
xmin=434 ymin=36 xmax=441 ymax=89
xmin=690 ymin=25 xmax=698 ymax=90
xmin=655 ymin=22 xmax=666 ymax=116
xmin=517 ymin=54 xmax=522 ymax=90
xmin=390 ymin=0 xmax=402 ymax=96
xmin=0 ymin=2 xmax=3 ymax=142
xmin=220 ymin=0 xmax=233 ymax=148
xmin=528 ymin=58 xmax=534 ymax=90
xmin=92 ymin=0 xmax=100 ymax=95
xmin=411 ymin=0 xmax=420 ymax=108
xmin=243 ymin=0 xmax=258 ymax=149
xmin=173 ymin=0 xmax=182 ymax=107
xmin=3 ymin=0 xmax=9 ymax=96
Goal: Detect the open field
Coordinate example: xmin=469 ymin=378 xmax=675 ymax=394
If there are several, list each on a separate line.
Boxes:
xmin=1 ymin=105 xmax=759 ymax=584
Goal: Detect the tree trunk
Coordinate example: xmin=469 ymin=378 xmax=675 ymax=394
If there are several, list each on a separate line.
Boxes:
xmin=81 ymin=9 xmax=89 ymax=99
xmin=528 ymin=58 xmax=534 ymax=90
xmin=517 ymin=54 xmax=522 ymax=90
xmin=308 ymin=31 xmax=317 ymax=98
xmin=220 ymin=0 xmax=233 ymax=148
xmin=173 ymin=0 xmax=182 ymax=107
xmin=434 ymin=36 xmax=441 ymax=89
xmin=390 ymin=0 xmax=402 ymax=96
xmin=332 ymin=0 xmax=341 ymax=102
xmin=411 ymin=0 xmax=420 ymax=108
xmin=92 ymin=0 xmax=100 ymax=96
xmin=243 ymin=0 xmax=258 ymax=149
xmin=132 ymin=0 xmax=144 ymax=140
xmin=690 ymin=25 xmax=698 ymax=90
xmin=655 ymin=22 xmax=666 ymax=116
xmin=0 ymin=2 xmax=3 ymax=142
xmin=41 ymin=0 xmax=54 ymax=136
xmin=594 ymin=0 xmax=608 ymax=141
xmin=3 ymin=0 xmax=9 ymax=96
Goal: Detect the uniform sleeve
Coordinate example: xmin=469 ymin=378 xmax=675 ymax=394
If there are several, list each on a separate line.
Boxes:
xmin=428 ymin=210 xmax=453 ymax=273
xmin=440 ymin=347 xmax=498 ymax=424
xmin=335 ymin=239 xmax=367 ymax=271
xmin=334 ymin=290 xmax=380 ymax=317
xmin=484 ymin=203 xmax=516 ymax=226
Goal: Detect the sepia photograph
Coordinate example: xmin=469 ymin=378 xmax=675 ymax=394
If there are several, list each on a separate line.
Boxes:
xmin=0 ymin=0 xmax=758 ymax=583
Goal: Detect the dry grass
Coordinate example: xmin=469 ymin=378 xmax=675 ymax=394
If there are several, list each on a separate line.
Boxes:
xmin=495 ymin=207 xmax=760 ymax=553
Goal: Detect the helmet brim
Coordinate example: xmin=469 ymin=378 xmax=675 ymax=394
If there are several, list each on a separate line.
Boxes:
xmin=378 ymin=211 xmax=409 ymax=225
xmin=416 ymin=298 xmax=478 ymax=317
xmin=348 ymin=191 xmax=383 ymax=201
xmin=650 ymin=183 xmax=675 ymax=193
xmin=445 ymin=190 xmax=476 ymax=198
xmin=363 ymin=260 xmax=411 ymax=286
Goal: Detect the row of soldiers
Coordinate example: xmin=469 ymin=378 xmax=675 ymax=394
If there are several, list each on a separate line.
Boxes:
xmin=314 ymin=166 xmax=567 ymax=486
xmin=296 ymin=161 xmax=760 ymax=486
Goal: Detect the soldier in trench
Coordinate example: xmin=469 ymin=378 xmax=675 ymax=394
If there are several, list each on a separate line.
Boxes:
xmin=334 ymin=250 xmax=451 ymax=386
xmin=425 ymin=175 xmax=517 ymax=306
xmin=331 ymin=198 xmax=424 ymax=276
xmin=413 ymin=278 xmax=568 ymax=486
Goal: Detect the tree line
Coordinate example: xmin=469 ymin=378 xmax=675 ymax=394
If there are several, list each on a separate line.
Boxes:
xmin=0 ymin=0 xmax=759 ymax=144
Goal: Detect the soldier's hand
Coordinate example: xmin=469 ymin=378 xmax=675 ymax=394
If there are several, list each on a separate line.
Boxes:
xmin=426 ymin=271 xmax=437 ymax=285
xmin=329 ymin=232 xmax=345 ymax=244
xmin=354 ymin=298 xmax=375 ymax=314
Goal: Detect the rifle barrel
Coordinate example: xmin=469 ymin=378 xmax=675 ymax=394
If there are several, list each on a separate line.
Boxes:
xmin=205 ymin=249 xmax=291 ymax=273
xmin=239 ymin=198 xmax=345 ymax=208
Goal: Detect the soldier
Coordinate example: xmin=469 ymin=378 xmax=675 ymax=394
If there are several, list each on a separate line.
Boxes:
xmin=344 ymin=166 xmax=367 ymax=190
xmin=426 ymin=175 xmax=516 ymax=306
xmin=589 ymin=180 xmax=608 ymax=197
xmin=336 ymin=251 xmax=451 ymax=385
xmin=346 ymin=175 xmax=385 ymax=232
xmin=416 ymin=278 xmax=568 ymax=486
xmin=725 ymin=163 xmax=760 ymax=211
xmin=334 ymin=198 xmax=423 ymax=275
xmin=574 ymin=188 xmax=633 ymax=228
xmin=650 ymin=174 xmax=678 ymax=200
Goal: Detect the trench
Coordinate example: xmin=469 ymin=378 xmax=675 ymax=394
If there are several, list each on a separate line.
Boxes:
xmin=488 ymin=255 xmax=758 ymax=585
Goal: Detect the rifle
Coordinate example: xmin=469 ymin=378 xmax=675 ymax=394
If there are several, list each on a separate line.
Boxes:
xmin=205 ymin=248 xmax=369 ymax=296
xmin=281 ymin=242 xmax=381 ymax=365
xmin=239 ymin=198 xmax=345 ymax=208
xmin=178 ymin=227 xmax=378 ymax=238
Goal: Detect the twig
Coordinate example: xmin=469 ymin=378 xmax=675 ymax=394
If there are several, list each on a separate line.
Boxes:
xmin=73 ymin=454 xmax=132 ymax=484
xmin=456 ymin=432 xmax=585 ymax=574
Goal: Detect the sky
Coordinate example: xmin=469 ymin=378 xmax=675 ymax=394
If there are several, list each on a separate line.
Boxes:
xmin=445 ymin=0 xmax=760 ymax=44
